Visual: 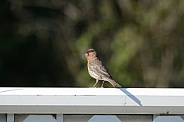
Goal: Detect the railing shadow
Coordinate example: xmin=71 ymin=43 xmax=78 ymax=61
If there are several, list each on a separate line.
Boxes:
xmin=0 ymin=88 xmax=22 ymax=93
xmin=120 ymin=88 xmax=142 ymax=106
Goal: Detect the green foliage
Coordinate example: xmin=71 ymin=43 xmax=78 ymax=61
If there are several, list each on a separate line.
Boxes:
xmin=1 ymin=0 xmax=184 ymax=87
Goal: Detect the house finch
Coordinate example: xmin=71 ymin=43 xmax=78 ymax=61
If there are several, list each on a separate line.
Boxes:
xmin=85 ymin=48 xmax=121 ymax=88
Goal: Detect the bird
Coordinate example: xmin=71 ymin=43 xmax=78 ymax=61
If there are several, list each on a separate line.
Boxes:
xmin=85 ymin=48 xmax=121 ymax=88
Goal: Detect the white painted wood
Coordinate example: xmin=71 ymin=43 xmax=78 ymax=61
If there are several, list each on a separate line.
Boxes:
xmin=153 ymin=114 xmax=159 ymax=120
xmin=7 ymin=114 xmax=14 ymax=122
xmin=0 ymin=88 xmax=184 ymax=114
xmin=56 ymin=114 xmax=63 ymax=122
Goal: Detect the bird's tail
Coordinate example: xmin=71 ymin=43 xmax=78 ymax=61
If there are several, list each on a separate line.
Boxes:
xmin=108 ymin=79 xmax=122 ymax=88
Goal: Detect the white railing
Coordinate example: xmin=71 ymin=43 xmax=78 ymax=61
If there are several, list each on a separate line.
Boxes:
xmin=0 ymin=88 xmax=184 ymax=122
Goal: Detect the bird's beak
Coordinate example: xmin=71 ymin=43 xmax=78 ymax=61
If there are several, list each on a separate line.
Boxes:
xmin=85 ymin=53 xmax=88 ymax=57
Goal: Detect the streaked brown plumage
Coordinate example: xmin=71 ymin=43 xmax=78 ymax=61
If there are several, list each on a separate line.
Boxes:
xmin=85 ymin=48 xmax=121 ymax=88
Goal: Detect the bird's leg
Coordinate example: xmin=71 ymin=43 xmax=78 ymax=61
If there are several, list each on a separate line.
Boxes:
xmin=93 ymin=79 xmax=98 ymax=87
xmin=101 ymin=81 xmax=105 ymax=88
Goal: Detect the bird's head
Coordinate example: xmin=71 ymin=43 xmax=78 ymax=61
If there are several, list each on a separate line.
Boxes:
xmin=85 ymin=49 xmax=97 ymax=62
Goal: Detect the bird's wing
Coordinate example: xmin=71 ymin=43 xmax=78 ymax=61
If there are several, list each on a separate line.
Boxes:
xmin=90 ymin=59 xmax=112 ymax=78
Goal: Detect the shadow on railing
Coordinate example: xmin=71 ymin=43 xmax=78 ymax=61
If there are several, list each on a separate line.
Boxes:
xmin=120 ymin=88 xmax=142 ymax=106
xmin=0 ymin=88 xmax=22 ymax=93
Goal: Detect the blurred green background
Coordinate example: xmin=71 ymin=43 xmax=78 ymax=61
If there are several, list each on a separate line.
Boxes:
xmin=0 ymin=0 xmax=184 ymax=87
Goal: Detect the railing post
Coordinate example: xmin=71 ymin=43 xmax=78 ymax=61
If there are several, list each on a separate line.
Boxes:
xmin=7 ymin=114 xmax=14 ymax=122
xmin=56 ymin=114 xmax=63 ymax=122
